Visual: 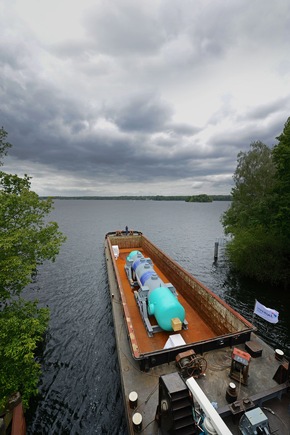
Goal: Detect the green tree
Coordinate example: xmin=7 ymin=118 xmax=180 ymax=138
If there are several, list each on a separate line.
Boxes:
xmin=0 ymin=127 xmax=11 ymax=163
xmin=0 ymin=171 xmax=65 ymax=302
xmin=0 ymin=128 xmax=66 ymax=410
xmin=221 ymin=140 xmax=284 ymax=284
xmin=222 ymin=141 xmax=276 ymax=234
xmin=0 ymin=300 xmax=49 ymax=410
xmin=272 ymin=117 xmax=290 ymax=240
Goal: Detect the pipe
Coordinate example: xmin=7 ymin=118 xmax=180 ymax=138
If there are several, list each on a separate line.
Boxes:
xmin=186 ymin=377 xmax=233 ymax=435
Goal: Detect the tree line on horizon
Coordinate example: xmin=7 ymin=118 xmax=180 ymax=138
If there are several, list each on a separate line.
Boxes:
xmin=43 ymin=194 xmax=232 ymax=201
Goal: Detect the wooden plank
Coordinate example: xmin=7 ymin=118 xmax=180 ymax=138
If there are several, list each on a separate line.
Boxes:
xmin=12 ymin=402 xmax=26 ymax=435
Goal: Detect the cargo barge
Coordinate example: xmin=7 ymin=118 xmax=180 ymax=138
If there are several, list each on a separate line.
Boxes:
xmin=105 ymin=230 xmax=290 ymax=434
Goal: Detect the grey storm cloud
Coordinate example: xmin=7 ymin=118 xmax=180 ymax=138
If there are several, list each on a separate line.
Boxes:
xmin=84 ymin=2 xmax=167 ymax=56
xmin=107 ymin=95 xmax=173 ymax=132
xmin=1 ymin=0 xmax=290 ymax=196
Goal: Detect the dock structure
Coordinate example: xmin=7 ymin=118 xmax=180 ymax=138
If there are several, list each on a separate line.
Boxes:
xmin=105 ymin=231 xmax=290 ymax=434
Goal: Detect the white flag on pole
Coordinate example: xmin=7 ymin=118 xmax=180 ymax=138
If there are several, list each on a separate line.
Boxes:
xmin=254 ymin=300 xmax=279 ymax=324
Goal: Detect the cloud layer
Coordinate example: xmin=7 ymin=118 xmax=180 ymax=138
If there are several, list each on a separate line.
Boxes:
xmin=1 ymin=0 xmax=290 ymax=195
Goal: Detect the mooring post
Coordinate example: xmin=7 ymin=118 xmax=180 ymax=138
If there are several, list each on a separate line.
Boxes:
xmin=214 ymin=241 xmax=219 ymax=261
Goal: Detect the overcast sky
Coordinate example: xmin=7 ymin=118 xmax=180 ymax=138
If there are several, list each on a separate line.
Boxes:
xmin=1 ymin=0 xmax=290 ymax=196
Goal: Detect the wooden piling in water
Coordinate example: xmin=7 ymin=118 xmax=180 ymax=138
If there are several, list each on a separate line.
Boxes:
xmin=214 ymin=241 xmax=219 ymax=261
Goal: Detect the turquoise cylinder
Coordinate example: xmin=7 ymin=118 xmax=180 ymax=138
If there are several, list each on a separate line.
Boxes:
xmin=127 ymin=250 xmax=142 ymax=263
xmin=148 ymin=286 xmax=185 ymax=331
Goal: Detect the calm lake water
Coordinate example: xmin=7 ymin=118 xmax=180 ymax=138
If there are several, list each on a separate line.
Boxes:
xmin=24 ymin=200 xmax=290 ymax=434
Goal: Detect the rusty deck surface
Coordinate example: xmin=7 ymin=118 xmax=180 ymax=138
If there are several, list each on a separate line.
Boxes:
xmin=116 ymin=248 xmax=216 ymax=354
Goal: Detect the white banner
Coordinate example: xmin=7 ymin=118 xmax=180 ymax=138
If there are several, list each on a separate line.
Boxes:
xmin=254 ymin=300 xmax=279 ymax=324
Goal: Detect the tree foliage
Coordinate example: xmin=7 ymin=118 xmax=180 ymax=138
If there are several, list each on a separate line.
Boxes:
xmin=0 ymin=127 xmax=11 ymax=164
xmin=222 ymin=141 xmax=276 ymax=233
xmin=0 ymin=128 xmax=66 ymax=409
xmin=222 ymin=120 xmax=290 ymax=285
xmin=0 ymin=300 xmax=49 ymax=410
xmin=272 ymin=117 xmax=290 ymax=240
xmin=0 ymin=171 xmax=66 ymax=302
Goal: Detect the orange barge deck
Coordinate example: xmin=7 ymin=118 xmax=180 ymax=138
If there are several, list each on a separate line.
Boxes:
xmin=105 ymin=231 xmax=255 ymax=369
xmin=117 ymin=247 xmax=216 ymax=354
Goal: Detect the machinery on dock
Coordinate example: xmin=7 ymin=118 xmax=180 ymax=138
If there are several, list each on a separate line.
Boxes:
xmin=156 ymin=372 xmax=233 ymax=435
xmin=239 ymin=408 xmax=270 ymax=435
xmin=125 ymin=250 xmax=187 ymax=337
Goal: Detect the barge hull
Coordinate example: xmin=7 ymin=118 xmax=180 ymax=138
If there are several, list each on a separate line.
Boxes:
xmin=105 ymin=231 xmax=290 ymax=435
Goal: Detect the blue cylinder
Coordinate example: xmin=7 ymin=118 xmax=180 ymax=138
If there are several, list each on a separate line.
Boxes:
xmin=148 ymin=286 xmax=185 ymax=331
xmin=135 ymin=261 xmax=150 ymax=276
xmin=135 ymin=262 xmax=163 ymax=291
xmin=144 ymin=274 xmax=163 ymax=292
xmin=133 ymin=258 xmax=146 ymax=271
xmin=140 ymin=270 xmax=155 ymax=286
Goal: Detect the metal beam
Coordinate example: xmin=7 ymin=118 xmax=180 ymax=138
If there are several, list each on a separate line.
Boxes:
xmin=186 ymin=377 xmax=233 ymax=435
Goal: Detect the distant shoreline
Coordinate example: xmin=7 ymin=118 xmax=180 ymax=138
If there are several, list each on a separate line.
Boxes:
xmin=41 ymin=195 xmax=232 ymax=201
